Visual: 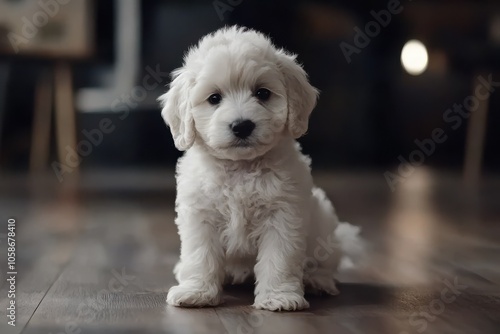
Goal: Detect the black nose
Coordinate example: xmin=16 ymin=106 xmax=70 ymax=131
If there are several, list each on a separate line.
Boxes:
xmin=230 ymin=120 xmax=255 ymax=139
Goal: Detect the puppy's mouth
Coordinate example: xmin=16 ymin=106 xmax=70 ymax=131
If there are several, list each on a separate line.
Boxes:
xmin=218 ymin=140 xmax=256 ymax=150
xmin=230 ymin=140 xmax=253 ymax=148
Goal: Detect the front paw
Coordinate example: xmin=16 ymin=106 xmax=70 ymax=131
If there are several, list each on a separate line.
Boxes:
xmin=253 ymin=291 xmax=309 ymax=311
xmin=167 ymin=284 xmax=222 ymax=307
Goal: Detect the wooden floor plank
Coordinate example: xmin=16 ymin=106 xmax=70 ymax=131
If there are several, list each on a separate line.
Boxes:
xmin=21 ymin=202 xmax=228 ymax=334
xmin=0 ymin=196 xmax=83 ymax=334
xmin=0 ymin=170 xmax=498 ymax=333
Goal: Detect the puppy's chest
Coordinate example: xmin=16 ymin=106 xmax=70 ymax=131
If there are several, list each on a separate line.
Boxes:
xmin=216 ymin=173 xmax=266 ymax=223
xmin=209 ymin=169 xmax=281 ymax=253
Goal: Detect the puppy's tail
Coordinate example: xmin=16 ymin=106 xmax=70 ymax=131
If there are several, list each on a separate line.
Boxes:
xmin=335 ymin=222 xmax=365 ymax=271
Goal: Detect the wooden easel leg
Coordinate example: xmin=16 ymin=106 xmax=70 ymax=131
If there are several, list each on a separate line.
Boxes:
xmin=463 ymin=74 xmax=490 ymax=191
xmin=30 ymin=69 xmax=53 ymax=173
xmin=54 ymin=62 xmax=79 ymax=183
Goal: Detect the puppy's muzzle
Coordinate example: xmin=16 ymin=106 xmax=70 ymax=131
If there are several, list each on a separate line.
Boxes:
xmin=230 ymin=119 xmax=255 ymax=139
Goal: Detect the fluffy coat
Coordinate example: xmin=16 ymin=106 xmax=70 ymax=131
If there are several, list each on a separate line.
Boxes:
xmin=159 ymin=26 xmax=361 ymax=311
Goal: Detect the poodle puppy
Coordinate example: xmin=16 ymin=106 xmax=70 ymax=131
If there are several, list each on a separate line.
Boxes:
xmin=158 ymin=26 xmax=361 ymax=311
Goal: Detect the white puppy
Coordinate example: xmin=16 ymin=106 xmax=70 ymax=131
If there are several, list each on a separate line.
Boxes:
xmin=159 ymin=26 xmax=361 ymax=311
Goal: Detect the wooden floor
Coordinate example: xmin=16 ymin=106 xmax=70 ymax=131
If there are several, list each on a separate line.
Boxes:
xmin=0 ymin=168 xmax=499 ymax=334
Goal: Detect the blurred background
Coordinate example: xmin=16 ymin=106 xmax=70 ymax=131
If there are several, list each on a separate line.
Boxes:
xmin=0 ymin=0 xmax=498 ymax=181
xmin=0 ymin=1 xmax=499 ymax=333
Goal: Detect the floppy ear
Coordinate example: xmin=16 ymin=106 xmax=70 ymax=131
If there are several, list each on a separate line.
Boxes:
xmin=277 ymin=51 xmax=319 ymax=138
xmin=158 ymin=68 xmax=195 ymax=151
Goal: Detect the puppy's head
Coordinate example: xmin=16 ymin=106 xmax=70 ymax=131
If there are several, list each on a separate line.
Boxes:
xmin=158 ymin=26 xmax=318 ymax=160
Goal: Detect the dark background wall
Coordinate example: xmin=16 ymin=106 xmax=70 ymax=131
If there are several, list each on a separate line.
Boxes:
xmin=1 ymin=0 xmax=499 ymax=172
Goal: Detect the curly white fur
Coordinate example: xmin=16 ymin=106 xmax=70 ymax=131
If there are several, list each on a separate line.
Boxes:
xmin=158 ymin=26 xmax=361 ymax=311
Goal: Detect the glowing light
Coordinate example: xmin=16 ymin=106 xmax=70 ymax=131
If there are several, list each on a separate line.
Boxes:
xmin=401 ymin=40 xmax=428 ymax=75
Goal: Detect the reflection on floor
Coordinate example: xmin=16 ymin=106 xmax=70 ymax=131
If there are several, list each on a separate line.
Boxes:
xmin=0 ymin=168 xmax=499 ymax=334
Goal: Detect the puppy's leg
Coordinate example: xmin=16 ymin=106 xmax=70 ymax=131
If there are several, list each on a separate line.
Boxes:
xmin=167 ymin=211 xmax=224 ymax=307
xmin=303 ymin=234 xmax=341 ymax=296
xmin=304 ymin=268 xmax=340 ymax=296
xmin=303 ymin=187 xmax=342 ymax=296
xmin=253 ymin=209 xmax=309 ymax=311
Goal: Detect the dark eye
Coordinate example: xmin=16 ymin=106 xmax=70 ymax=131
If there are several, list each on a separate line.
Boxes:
xmin=255 ymin=88 xmax=271 ymax=101
xmin=208 ymin=93 xmax=222 ymax=105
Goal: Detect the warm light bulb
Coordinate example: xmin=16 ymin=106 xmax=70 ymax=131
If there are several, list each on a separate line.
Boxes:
xmin=401 ymin=40 xmax=428 ymax=75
